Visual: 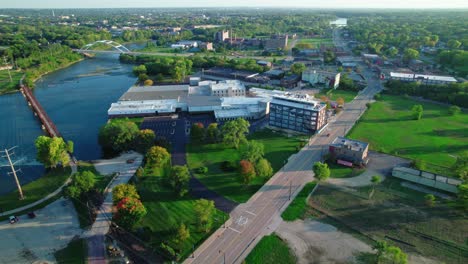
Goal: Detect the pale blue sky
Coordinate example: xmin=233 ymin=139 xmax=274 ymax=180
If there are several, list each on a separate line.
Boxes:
xmin=1 ymin=0 xmax=467 ymax=9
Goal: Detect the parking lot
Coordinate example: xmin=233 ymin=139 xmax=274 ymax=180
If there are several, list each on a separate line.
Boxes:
xmin=0 ymin=198 xmax=82 ymax=264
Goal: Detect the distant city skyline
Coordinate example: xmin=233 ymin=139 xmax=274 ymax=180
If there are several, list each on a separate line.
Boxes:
xmin=2 ymin=0 xmax=468 ymax=9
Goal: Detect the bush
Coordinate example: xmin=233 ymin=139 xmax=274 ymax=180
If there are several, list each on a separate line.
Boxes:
xmin=197 ymin=166 xmax=208 ymax=174
xmin=374 ymin=93 xmax=381 ymax=100
xmin=366 ymin=102 xmax=372 ymax=108
xmin=413 ymin=159 xmax=427 ymax=170
xmin=448 ymin=105 xmax=461 ymax=116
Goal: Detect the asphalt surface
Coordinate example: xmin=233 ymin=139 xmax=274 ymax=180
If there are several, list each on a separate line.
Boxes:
xmin=184 ymin=69 xmax=383 ymax=264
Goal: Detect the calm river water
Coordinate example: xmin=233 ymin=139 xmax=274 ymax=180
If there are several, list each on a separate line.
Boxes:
xmin=0 ymin=52 xmax=137 ymax=194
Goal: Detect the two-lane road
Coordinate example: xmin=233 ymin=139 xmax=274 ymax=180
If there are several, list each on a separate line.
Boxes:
xmin=185 ymin=76 xmax=383 ymax=264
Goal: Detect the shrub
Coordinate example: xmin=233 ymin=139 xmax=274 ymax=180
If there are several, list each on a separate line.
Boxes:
xmin=197 ymin=166 xmax=208 ymax=174
xmin=448 ymin=105 xmax=461 ymax=116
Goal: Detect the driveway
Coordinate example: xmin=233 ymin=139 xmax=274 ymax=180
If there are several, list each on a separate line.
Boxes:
xmin=0 ymin=198 xmax=82 ymax=264
xmin=328 ymin=151 xmax=411 ymax=188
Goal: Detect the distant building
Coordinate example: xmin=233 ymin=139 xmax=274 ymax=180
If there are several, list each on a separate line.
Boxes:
xmin=256 ymin=60 xmax=272 ymax=68
xmin=214 ymin=30 xmax=229 ymax=42
xmin=264 ymin=34 xmax=288 ymax=50
xmin=199 ymin=42 xmax=214 ymax=51
xmin=269 ymin=93 xmax=327 ymax=134
xmin=362 ymin=53 xmax=383 ymax=65
xmin=302 ymin=69 xmax=340 ymax=88
xmin=329 ymin=137 xmax=369 ymax=166
xmin=171 ymin=40 xmax=198 ymax=49
xmin=389 ymin=72 xmax=458 ymax=85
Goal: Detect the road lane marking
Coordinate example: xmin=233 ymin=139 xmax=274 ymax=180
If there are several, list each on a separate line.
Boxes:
xmin=245 ymin=210 xmax=256 ymax=216
xmin=229 ymin=227 xmax=241 ymax=233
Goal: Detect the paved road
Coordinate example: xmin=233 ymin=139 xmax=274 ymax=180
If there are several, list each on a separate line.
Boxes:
xmin=83 ymin=153 xmax=143 ymax=264
xmin=184 ymin=72 xmax=383 ymax=264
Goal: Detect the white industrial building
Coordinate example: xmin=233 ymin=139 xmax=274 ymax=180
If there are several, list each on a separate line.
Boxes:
xmin=302 ymin=69 xmax=340 ymax=88
xmin=389 ymin=72 xmax=458 ymax=85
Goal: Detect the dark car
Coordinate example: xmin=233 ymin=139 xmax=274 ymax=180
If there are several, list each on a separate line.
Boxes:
xmin=126 ymin=159 xmax=135 ymax=164
xmin=28 ymin=212 xmax=36 ymax=219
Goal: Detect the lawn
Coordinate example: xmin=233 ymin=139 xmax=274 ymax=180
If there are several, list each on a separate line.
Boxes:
xmin=0 ymin=70 xmax=22 ymax=94
xmin=187 ymin=129 xmax=306 ymax=203
xmin=54 ymin=238 xmax=87 ymax=264
xmin=348 ymin=95 xmax=468 ymax=175
xmin=134 ymin=164 xmax=227 ymax=261
xmin=328 ymin=162 xmax=365 ymax=179
xmin=244 ymin=234 xmax=296 ymax=264
xmin=281 ymin=181 xmax=317 ymax=221
xmin=314 ymin=88 xmax=357 ymax=103
xmin=310 ymin=180 xmax=468 ymax=263
xmin=297 ymin=38 xmax=333 ymax=46
xmin=0 ymin=167 xmax=71 ymax=212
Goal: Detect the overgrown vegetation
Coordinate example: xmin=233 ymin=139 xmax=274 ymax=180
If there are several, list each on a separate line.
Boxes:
xmin=282 ymin=181 xmax=317 ymax=221
xmin=244 ymin=234 xmax=296 ymax=264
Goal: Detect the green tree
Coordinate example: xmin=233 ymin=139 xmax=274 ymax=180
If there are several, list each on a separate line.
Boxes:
xmin=190 ymin=123 xmax=205 ymax=142
xmin=134 ymin=129 xmax=156 ymax=154
xmin=411 ymin=104 xmax=423 ymax=120
xmin=447 ymin=39 xmax=461 ymax=49
xmin=206 ymin=123 xmax=220 ymax=142
xmin=290 ymin=63 xmax=306 ymax=75
xmin=240 ymin=159 xmax=256 ymax=185
xmin=112 ymin=184 xmax=140 ymax=204
xmin=373 ymin=241 xmax=408 ymax=264
xmin=313 ymin=162 xmax=330 ymax=181
xmin=169 ymin=165 xmax=190 ymax=197
xmin=448 ymin=105 xmax=461 ymax=116
xmin=256 ymin=158 xmax=273 ymax=178
xmin=193 ymin=199 xmax=215 ymax=232
xmin=146 ymin=146 xmax=171 ymax=168
xmin=138 ymin=73 xmax=149 ymax=82
xmin=403 ymin=48 xmax=419 ymax=62
xmin=98 ymin=119 xmax=139 ymax=155
xmin=424 ymin=194 xmax=436 ymax=207
xmin=35 ymin=136 xmax=71 ymax=168
xmin=457 ymin=183 xmax=468 ymax=210
xmin=132 ymin=64 xmax=147 ymax=75
xmin=453 ymin=151 xmax=468 ymax=180
xmin=66 ymin=170 xmax=96 ymax=199
xmin=222 ymin=118 xmax=250 ymax=149
xmin=67 ymin=140 xmax=74 ymax=153
xmin=115 ymin=197 xmax=147 ymax=230
xmin=241 ymin=140 xmax=265 ymax=163
xmin=172 ymin=223 xmax=190 ymax=250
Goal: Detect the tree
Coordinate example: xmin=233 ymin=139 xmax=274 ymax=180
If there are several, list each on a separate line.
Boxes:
xmin=240 ymin=159 xmax=256 ymax=185
xmin=457 ymin=183 xmax=468 ymax=210
xmin=447 ymin=39 xmax=461 ymax=49
xmin=411 ymin=104 xmax=423 ymax=120
xmin=35 ymin=136 xmax=71 ymax=168
xmin=206 ymin=123 xmax=219 ymax=143
xmin=413 ymin=159 xmax=426 ymax=170
xmin=132 ymin=64 xmax=147 ymax=75
xmin=98 ymin=119 xmax=139 ymax=155
xmin=256 ymin=158 xmax=273 ymax=178
xmin=403 ymin=48 xmax=419 ymax=62
xmin=453 ymin=151 xmax=468 ymax=180
xmin=290 ymin=63 xmax=306 ymax=75
xmin=313 ymin=162 xmax=330 ymax=181
xmin=143 ymin=79 xmax=154 ymax=86
xmin=190 ymin=123 xmax=205 ymax=142
xmin=172 ymin=223 xmax=190 ymax=250
xmin=146 ymin=146 xmax=170 ymax=168
xmin=115 ymin=197 xmax=147 ymax=229
xmin=369 ymin=175 xmax=381 ymax=199
xmin=138 ymin=73 xmax=149 ymax=82
xmin=336 ymin=97 xmax=345 ymax=107
xmin=136 ymin=167 xmax=144 ymax=178
xmin=134 ymin=129 xmax=155 ymax=154
xmin=373 ymin=241 xmax=408 ymax=264
xmin=222 ymin=118 xmax=250 ymax=149
xmin=112 ymin=184 xmax=140 ymax=204
xmin=66 ymin=170 xmax=96 ymax=199
xmin=448 ymin=105 xmax=461 ymax=116
xmin=67 ymin=140 xmax=74 ymax=153
xmin=424 ymin=194 xmax=436 ymax=207
xmin=193 ymin=199 xmax=215 ymax=232
xmin=241 ymin=140 xmax=265 ymax=163
xmin=169 ymin=165 xmax=190 ymax=197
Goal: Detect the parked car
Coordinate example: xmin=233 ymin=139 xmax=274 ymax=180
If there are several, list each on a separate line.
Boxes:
xmin=126 ymin=159 xmax=135 ymax=164
xmin=9 ymin=216 xmax=18 ymax=224
xmin=28 ymin=212 xmax=36 ymax=219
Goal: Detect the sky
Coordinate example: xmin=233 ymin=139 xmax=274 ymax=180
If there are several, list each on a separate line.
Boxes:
xmin=1 ymin=0 xmax=468 ymax=9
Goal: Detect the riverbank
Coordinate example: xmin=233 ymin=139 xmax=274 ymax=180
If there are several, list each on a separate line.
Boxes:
xmin=28 ymin=57 xmax=85 ymax=86
xmin=0 ymin=70 xmax=23 ymax=95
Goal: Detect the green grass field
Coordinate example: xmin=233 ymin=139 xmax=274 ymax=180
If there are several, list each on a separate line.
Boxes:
xmin=310 ymin=180 xmax=468 ymax=263
xmin=0 ymin=70 xmax=22 ymax=94
xmin=315 ymin=89 xmax=357 ymax=103
xmin=298 ymin=38 xmax=333 ymax=45
xmin=0 ymin=167 xmax=71 ymax=212
xmin=135 ymin=165 xmax=227 ymax=261
xmin=328 ymin=163 xmax=365 ymax=179
xmin=187 ymin=129 xmax=306 ymax=203
xmin=281 ymin=181 xmax=317 ymax=221
xmin=245 ymin=234 xmax=296 ymax=264
xmin=54 ymin=238 xmax=87 ymax=264
xmin=348 ymin=95 xmax=468 ymax=175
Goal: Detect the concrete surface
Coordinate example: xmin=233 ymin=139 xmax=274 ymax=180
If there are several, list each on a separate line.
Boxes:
xmin=0 ymin=197 xmax=82 ymax=264
xmin=276 ymin=219 xmax=373 ymax=264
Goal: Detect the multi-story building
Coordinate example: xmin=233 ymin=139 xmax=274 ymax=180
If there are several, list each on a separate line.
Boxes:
xmin=329 ymin=137 xmax=369 ymax=166
xmin=269 ymin=93 xmax=326 ymax=134
xmin=214 ymin=30 xmax=229 ymax=42
xmin=264 ymin=34 xmax=288 ymax=50
xmin=302 ymin=69 xmax=340 ymax=88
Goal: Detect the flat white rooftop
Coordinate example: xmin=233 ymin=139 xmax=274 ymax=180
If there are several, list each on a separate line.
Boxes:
xmin=390 ymin=72 xmax=457 ymax=82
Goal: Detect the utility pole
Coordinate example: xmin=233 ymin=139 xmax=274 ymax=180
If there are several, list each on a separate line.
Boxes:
xmin=289 ymin=180 xmax=292 ymax=200
xmin=1 ymin=147 xmax=24 ymax=200
xmin=2 ymin=56 xmax=13 ymax=83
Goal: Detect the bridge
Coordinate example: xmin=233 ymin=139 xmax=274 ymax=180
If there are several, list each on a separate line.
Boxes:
xmin=20 ymin=84 xmax=61 ymax=138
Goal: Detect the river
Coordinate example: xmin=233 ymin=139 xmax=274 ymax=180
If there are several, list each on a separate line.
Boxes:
xmin=0 ymin=52 xmax=138 ymax=195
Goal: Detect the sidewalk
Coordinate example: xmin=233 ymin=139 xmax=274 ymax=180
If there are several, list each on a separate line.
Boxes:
xmin=82 ymin=152 xmax=143 ymax=264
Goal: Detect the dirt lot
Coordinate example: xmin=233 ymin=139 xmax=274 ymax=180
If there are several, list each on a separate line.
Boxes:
xmin=0 ymin=197 xmax=82 ymax=264
xmin=276 ymin=219 xmax=372 ymax=264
